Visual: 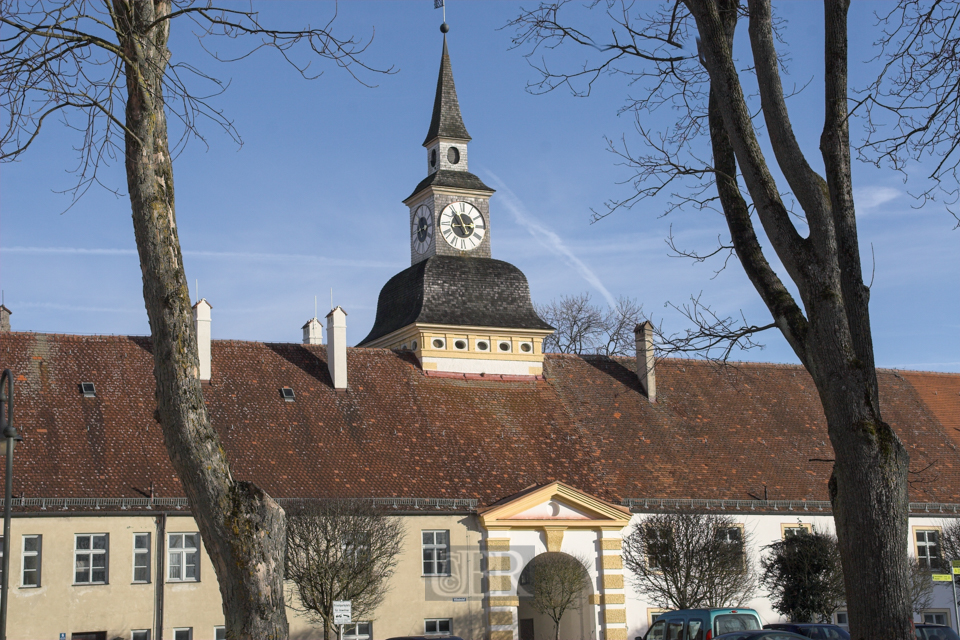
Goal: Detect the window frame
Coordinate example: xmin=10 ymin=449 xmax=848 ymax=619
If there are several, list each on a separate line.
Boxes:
xmin=172 ymin=628 xmax=192 ymax=640
xmin=341 ymin=622 xmax=371 ymax=640
xmin=74 ymin=533 xmax=109 ymax=585
xmin=21 ymin=534 xmax=41 ymax=588
xmin=833 ymin=612 xmax=848 ymax=628
xmin=914 ymin=526 xmax=944 ymax=572
xmin=780 ymin=522 xmax=813 ymax=539
xmin=644 ymin=524 xmax=672 ymax=570
xmin=214 ymin=627 xmax=225 ymax=640
xmin=921 ymin=610 xmax=951 ymax=626
xmin=131 ymin=631 xmax=150 ymax=640
xmin=425 ymin=618 xmax=452 ymax=635
xmin=132 ymin=532 xmax=151 ymax=584
xmin=421 ymin=530 xmax=450 ymax=577
xmin=167 ymin=532 xmax=200 ymax=583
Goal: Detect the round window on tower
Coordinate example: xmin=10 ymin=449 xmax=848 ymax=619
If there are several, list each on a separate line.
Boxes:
xmin=476 ymin=341 xmax=489 ymax=351
xmin=432 ymin=338 xmax=445 ymax=349
xmin=411 ymin=340 xmax=418 ymax=351
xmin=454 ymin=339 xmax=467 ymax=350
xmin=520 ymin=342 xmax=533 ymax=353
xmin=499 ymin=341 xmax=512 ymax=352
xmin=447 ymin=147 xmax=460 ymax=165
xmin=430 ymin=148 xmax=437 ymax=168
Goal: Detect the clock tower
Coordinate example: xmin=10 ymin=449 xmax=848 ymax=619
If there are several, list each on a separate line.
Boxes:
xmin=406 ymin=31 xmax=494 ymax=264
xmin=359 ymin=26 xmax=554 ymax=378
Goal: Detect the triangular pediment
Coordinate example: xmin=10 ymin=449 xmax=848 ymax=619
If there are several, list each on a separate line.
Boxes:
xmin=479 ymin=482 xmax=632 ymax=531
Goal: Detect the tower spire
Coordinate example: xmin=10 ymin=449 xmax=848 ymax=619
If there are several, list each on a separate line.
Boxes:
xmin=423 ymin=33 xmax=471 ymax=146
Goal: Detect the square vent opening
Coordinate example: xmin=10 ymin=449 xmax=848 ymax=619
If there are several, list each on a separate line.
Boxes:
xmin=80 ymin=382 xmax=96 ymax=398
xmin=280 ymin=387 xmax=295 ymax=402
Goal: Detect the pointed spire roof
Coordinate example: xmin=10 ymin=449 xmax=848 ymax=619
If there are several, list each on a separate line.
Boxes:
xmin=423 ymin=35 xmax=471 ymax=146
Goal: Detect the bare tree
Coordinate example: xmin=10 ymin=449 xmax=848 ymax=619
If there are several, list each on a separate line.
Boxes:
xmin=285 ymin=500 xmax=404 ymax=640
xmin=0 ymin=3 xmax=388 ymax=637
xmin=863 ymin=1 xmax=960 ymax=221
xmin=508 ymin=2 xmax=915 ymax=637
xmin=623 ymin=511 xmax=756 ymax=610
xmin=760 ymin=527 xmax=846 ymax=623
xmin=938 ymin=519 xmax=960 ymax=565
xmin=536 ymin=293 xmax=643 ymax=355
xmin=907 ymin=558 xmax=936 ymax=617
xmin=519 ymin=552 xmax=592 ymax=640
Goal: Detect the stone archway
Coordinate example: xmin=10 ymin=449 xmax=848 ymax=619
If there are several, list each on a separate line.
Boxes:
xmin=517 ymin=552 xmax=594 ymax=640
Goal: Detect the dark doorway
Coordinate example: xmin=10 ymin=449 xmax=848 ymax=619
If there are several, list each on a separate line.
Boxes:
xmin=72 ymin=633 xmax=107 ymax=640
xmin=520 ymin=618 xmax=535 ymax=640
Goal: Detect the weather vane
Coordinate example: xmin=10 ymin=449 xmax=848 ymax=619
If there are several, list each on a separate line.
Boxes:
xmin=435 ymin=0 xmax=448 ymax=32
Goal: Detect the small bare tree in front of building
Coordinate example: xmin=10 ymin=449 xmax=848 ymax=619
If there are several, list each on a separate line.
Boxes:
xmin=520 ymin=552 xmax=592 ymax=640
xmin=908 ymin=558 xmax=935 ymax=617
xmin=623 ymin=511 xmax=756 ymax=610
xmin=285 ymin=499 xmax=404 ymax=640
xmin=536 ymin=293 xmax=643 ymax=356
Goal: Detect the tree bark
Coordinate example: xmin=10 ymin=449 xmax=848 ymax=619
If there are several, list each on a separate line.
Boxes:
xmin=112 ymin=2 xmax=288 ymax=638
xmin=687 ymin=1 xmax=912 ymax=638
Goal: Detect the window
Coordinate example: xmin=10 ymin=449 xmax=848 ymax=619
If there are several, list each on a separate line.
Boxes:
xmin=716 ymin=525 xmax=745 ymax=563
xmin=833 ymin=612 xmax=848 ymax=628
xmin=687 ymin=619 xmax=706 ymax=640
xmin=923 ymin=611 xmax=949 ymax=626
xmin=781 ymin=523 xmax=813 ymax=538
xmin=21 ymin=534 xmax=41 ymax=587
xmin=645 ymin=525 xmax=672 ymax=570
xmin=168 ymin=533 xmax=199 ymax=582
xmin=647 ymin=620 xmax=666 ymax=640
xmin=667 ymin=619 xmax=684 ymax=640
xmin=425 ymin=619 xmax=452 ymax=635
xmin=132 ymin=631 xmax=150 ymax=640
xmin=214 ymin=628 xmax=225 ymax=640
xmin=75 ymin=534 xmax=108 ymax=584
xmin=917 ymin=529 xmax=943 ymax=571
xmin=133 ymin=533 xmax=150 ymax=583
xmin=173 ymin=629 xmax=192 ymax=640
xmin=342 ymin=623 xmax=371 ymax=640
xmin=422 ymin=530 xmax=449 ymax=576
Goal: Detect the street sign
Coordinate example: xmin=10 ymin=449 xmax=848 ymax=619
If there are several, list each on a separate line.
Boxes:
xmin=333 ymin=600 xmax=352 ymax=625
xmin=453 ymin=597 xmax=467 ymax=602
xmin=933 ymin=574 xmax=953 ymax=582
xmin=952 ymin=560 xmax=960 ymax=575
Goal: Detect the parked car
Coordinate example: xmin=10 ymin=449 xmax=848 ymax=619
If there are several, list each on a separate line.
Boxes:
xmin=714 ymin=632 xmax=809 ymax=640
xmin=643 ymin=608 xmax=765 ymax=640
xmin=764 ymin=623 xmax=850 ymax=640
xmin=915 ymin=624 xmax=960 ymax=640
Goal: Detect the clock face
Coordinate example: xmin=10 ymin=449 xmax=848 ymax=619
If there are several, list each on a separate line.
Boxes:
xmin=439 ymin=201 xmax=486 ymax=251
xmin=411 ymin=204 xmax=434 ymax=255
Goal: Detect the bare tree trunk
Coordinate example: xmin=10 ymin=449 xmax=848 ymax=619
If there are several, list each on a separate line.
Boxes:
xmin=688 ymin=1 xmax=912 ymax=639
xmin=113 ymin=2 xmax=288 ymax=638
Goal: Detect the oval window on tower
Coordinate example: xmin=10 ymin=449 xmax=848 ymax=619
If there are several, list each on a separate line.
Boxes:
xmin=447 ymin=147 xmax=460 ymax=165
xmin=430 ymin=148 xmax=438 ymax=168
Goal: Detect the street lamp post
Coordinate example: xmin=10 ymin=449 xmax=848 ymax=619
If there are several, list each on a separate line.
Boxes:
xmin=0 ymin=370 xmax=21 ymax=640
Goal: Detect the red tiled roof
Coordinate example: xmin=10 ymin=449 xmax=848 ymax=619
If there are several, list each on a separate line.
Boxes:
xmin=1 ymin=332 xmax=958 ymax=508
xmin=902 ymin=370 xmax=960 ymax=447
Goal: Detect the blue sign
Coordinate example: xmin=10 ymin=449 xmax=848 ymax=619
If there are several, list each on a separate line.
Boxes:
xmin=60 ymin=634 xmax=66 ymax=640
xmin=453 ymin=597 xmax=467 ymax=602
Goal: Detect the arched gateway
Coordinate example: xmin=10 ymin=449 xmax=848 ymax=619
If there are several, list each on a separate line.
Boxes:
xmin=479 ymin=482 xmax=633 ymax=640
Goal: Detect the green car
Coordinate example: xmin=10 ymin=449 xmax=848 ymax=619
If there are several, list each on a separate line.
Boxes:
xmin=645 ymin=608 xmax=764 ymax=640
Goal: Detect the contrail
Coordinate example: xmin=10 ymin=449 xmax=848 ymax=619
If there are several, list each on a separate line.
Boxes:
xmin=2 ymin=246 xmax=399 ymax=269
xmin=485 ymin=171 xmax=617 ymax=308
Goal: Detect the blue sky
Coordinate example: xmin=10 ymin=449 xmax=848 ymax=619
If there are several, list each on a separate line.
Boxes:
xmin=1 ymin=1 xmax=957 ymax=372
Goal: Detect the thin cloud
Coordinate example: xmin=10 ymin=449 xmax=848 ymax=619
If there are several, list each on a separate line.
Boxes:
xmin=854 ymin=186 xmax=900 ymax=213
xmin=2 ymin=246 xmax=399 ymax=269
xmin=484 ymin=170 xmax=617 ymax=308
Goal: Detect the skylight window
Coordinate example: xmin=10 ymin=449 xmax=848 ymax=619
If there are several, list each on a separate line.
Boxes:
xmin=80 ymin=382 xmax=96 ymax=398
xmin=280 ymin=387 xmax=295 ymax=402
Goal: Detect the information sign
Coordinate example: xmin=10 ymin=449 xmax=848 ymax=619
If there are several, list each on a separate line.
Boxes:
xmin=952 ymin=560 xmax=960 ymax=575
xmin=333 ymin=600 xmax=352 ymax=625
xmin=933 ymin=574 xmax=953 ymax=582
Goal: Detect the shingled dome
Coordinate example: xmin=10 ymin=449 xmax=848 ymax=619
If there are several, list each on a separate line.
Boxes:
xmin=360 ymin=255 xmax=553 ymax=345
xmin=423 ymin=35 xmax=471 ymax=145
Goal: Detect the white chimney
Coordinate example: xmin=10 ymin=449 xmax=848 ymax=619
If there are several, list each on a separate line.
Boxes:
xmin=192 ymin=298 xmax=212 ymax=382
xmin=302 ymin=317 xmax=323 ymax=345
xmin=326 ymin=306 xmax=347 ymax=389
xmin=634 ymin=321 xmax=656 ymax=402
